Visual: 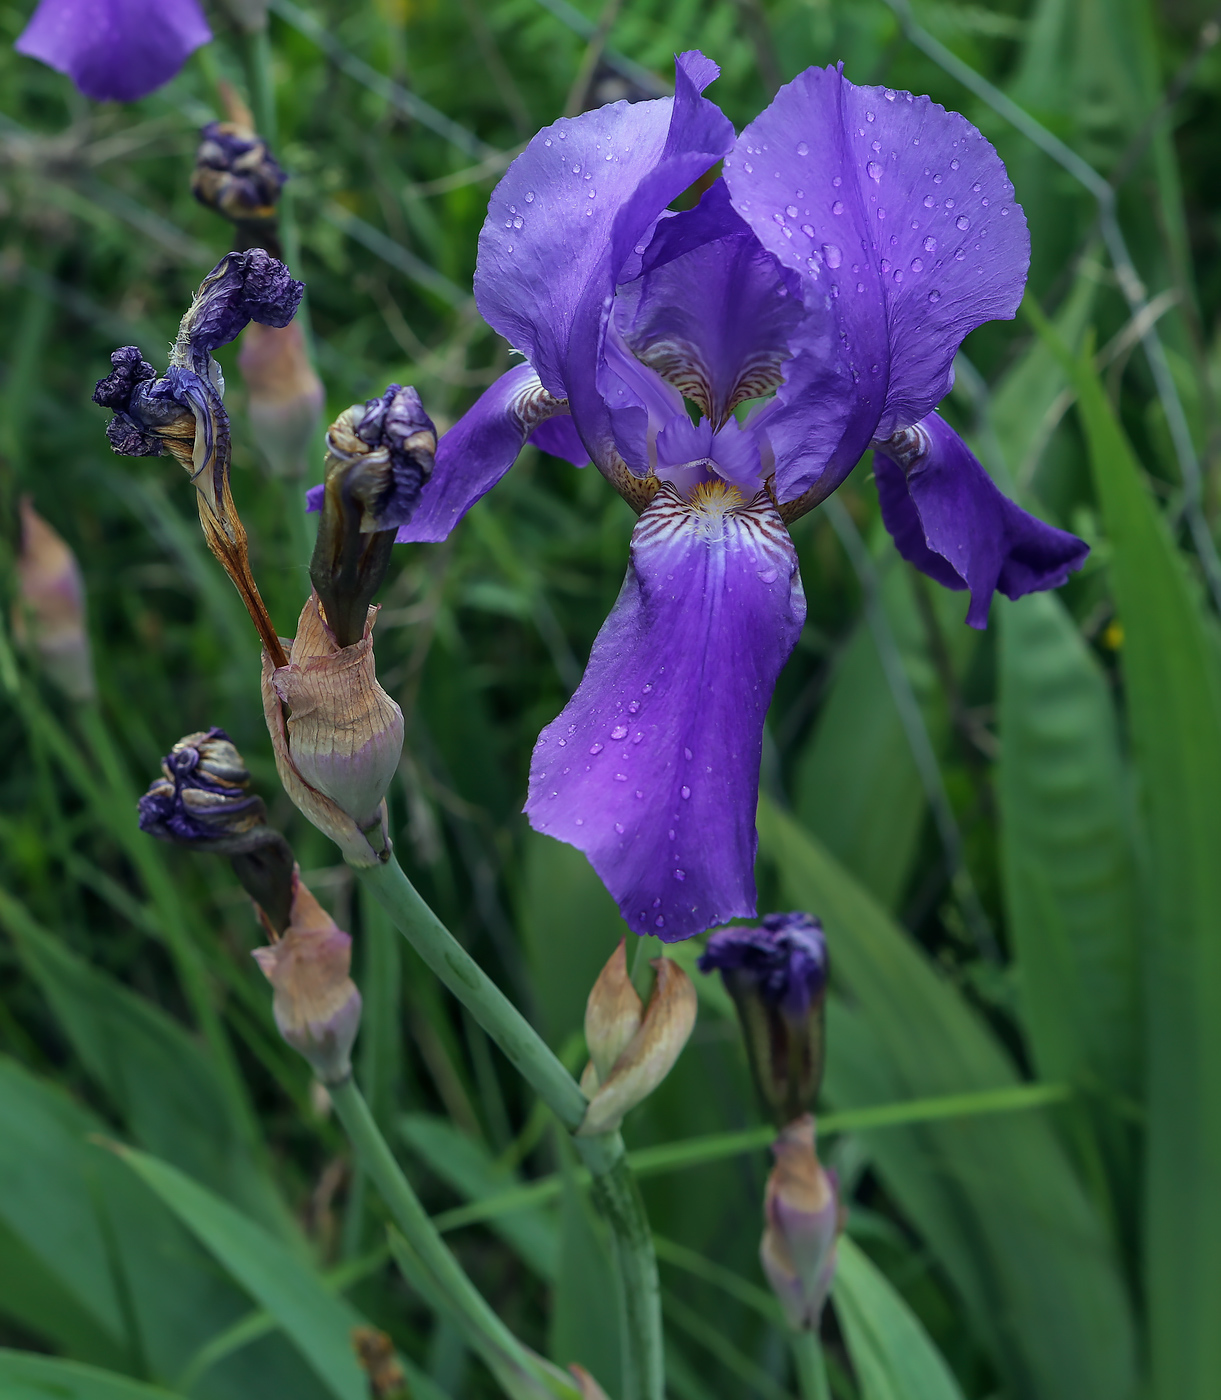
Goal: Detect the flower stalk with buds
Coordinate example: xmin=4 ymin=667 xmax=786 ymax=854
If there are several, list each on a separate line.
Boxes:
xmin=760 ymin=1114 xmax=841 ymax=1331
xmin=14 ymin=497 xmax=96 ymax=703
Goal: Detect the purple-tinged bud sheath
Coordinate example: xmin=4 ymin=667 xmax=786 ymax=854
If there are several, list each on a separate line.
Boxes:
xmin=262 ymin=592 xmax=402 ymax=865
xmin=699 ymin=912 xmax=828 ymax=1125
xmin=238 ymin=321 xmax=324 ymax=479
xmin=253 ymin=871 xmax=361 ymax=1083
xmin=14 ymin=497 xmax=95 ymax=703
xmin=137 ymin=727 xmax=295 ymax=931
xmin=577 ymin=940 xmax=697 ymax=1136
xmin=760 ymin=1114 xmax=840 ymax=1331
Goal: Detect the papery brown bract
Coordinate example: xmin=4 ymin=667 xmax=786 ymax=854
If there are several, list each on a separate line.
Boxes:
xmin=760 ymin=1114 xmax=840 ymax=1330
xmin=253 ymin=870 xmax=361 ymax=1083
xmin=14 ymin=497 xmax=95 ymax=703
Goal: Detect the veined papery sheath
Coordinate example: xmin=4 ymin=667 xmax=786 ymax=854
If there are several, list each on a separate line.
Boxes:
xmin=15 ymin=0 xmax=212 ymax=103
xmin=368 ymin=53 xmax=1089 ymax=938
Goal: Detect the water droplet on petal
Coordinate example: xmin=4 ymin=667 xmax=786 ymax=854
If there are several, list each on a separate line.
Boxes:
xmin=786 ymin=204 xmax=798 ymax=218
xmin=923 ymin=235 xmax=937 ymax=252
xmin=866 ymin=110 xmax=875 ymax=121
xmin=513 ymin=216 xmax=523 ymax=229
xmin=832 ymin=200 xmax=844 ymax=215
xmin=823 ymin=243 xmax=842 ymax=268
xmin=611 ymin=725 xmax=628 ymax=739
xmin=681 ymin=786 xmax=691 ymax=800
xmin=744 ymin=161 xmax=754 ymax=173
xmin=668 ymin=829 xmax=675 ymax=839
xmin=1001 ymin=206 xmax=1010 ymax=216
xmin=684 ymin=747 xmax=693 ymax=760
xmin=911 ymin=258 xmax=923 ymax=272
xmin=797 ymin=141 xmax=809 ymax=156
xmin=933 ymin=173 xmax=942 ymax=185
xmin=893 ymin=269 xmax=903 ymax=283
xmin=673 ymin=869 xmax=686 ymax=881
xmin=800 ymin=223 xmax=815 ymax=238
xmin=615 ymin=822 xmax=625 ymax=833
xmin=950 ymin=158 xmax=960 ymax=170
xmin=643 ymin=683 xmax=653 ymax=694
xmin=544 ymin=138 xmax=552 ymax=146
xmin=655 ymin=915 xmax=665 ymax=928
xmin=857 ymin=282 xmax=865 ymax=292
xmin=615 ymin=773 xmax=627 ymax=781
xmin=867 ymin=161 xmax=883 ymax=182
xmin=832 ymin=174 xmax=842 ymax=187
xmin=633 ymin=732 xmax=643 ymax=744
xmin=575 ymin=817 xmax=583 ymax=826
xmin=956 ymin=215 xmax=970 ymax=231
xmin=589 ymin=743 xmax=603 ymax=755
xmin=628 ymin=700 xmax=640 ymax=713
xmin=757 ymin=566 xmax=778 ymax=583
xmin=525 ymin=191 xmax=535 ymax=202
xmin=972 ymin=182 xmax=981 ymax=193
xmin=981 ymin=197 xmax=990 ymax=207
xmin=572 ymin=164 xmax=580 ymax=173
xmin=955 ymin=248 xmax=966 ymax=260
xmin=923 ymin=194 xmax=935 ymax=208
xmin=635 ymin=790 xmax=644 ymax=798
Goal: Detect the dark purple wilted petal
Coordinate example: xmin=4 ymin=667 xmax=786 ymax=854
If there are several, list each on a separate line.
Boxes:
xmin=475 ymin=52 xmax=733 ymax=476
xmin=351 ymin=385 xmax=436 ymax=529
xmin=700 ymin=912 xmax=828 ymax=1019
xmin=395 ymin=363 xmax=569 ymax=543
xmin=16 ymin=0 xmax=211 ymax=103
xmin=186 ymin=249 xmax=304 ymax=363
xmin=138 ymin=727 xmax=267 ymax=845
xmin=723 ymin=66 xmax=1029 ymax=506
xmin=874 ymin=412 xmax=1088 ymax=628
xmin=617 ymin=181 xmax=803 ymax=428
xmin=525 ymin=483 xmax=806 ymax=941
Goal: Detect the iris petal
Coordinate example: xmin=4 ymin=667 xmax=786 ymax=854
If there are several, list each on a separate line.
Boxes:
xmin=16 ymin=0 xmax=211 ymax=103
xmin=474 ymin=52 xmax=734 ymax=476
xmin=874 ymin=412 xmax=1088 ymax=627
xmin=724 ymin=65 xmax=1029 ymax=505
xmin=396 ymin=363 xmax=567 ymax=543
xmin=525 ymin=483 xmax=806 ymax=940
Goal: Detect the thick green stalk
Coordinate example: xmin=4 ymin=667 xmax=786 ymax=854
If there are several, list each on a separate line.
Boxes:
xmin=353 ymin=854 xmax=665 ymax=1399
xmin=328 ymin=1076 xmax=573 ymax=1398
xmin=790 ymin=1332 xmax=831 ymax=1400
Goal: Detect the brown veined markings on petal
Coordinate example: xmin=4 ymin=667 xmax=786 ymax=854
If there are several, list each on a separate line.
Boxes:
xmin=629 ymin=337 xmax=788 ymax=427
xmin=634 ymin=483 xmax=796 ymax=563
xmin=508 ymin=371 xmax=570 ymax=432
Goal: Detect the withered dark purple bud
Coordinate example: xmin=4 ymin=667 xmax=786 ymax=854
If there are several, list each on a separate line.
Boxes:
xmin=192 ymin=119 xmax=287 ymax=256
xmin=699 ymin=912 xmax=828 ymax=1126
xmin=309 ymin=385 xmax=436 ymax=648
xmin=137 ymin=727 xmax=295 ymax=932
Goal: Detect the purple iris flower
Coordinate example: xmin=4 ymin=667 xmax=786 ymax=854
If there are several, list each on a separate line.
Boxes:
xmin=15 ymin=0 xmax=211 ymax=103
xmin=380 ymin=54 xmax=1087 ymax=939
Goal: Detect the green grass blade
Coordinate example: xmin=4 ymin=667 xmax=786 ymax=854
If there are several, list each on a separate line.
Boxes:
xmin=0 ymin=1351 xmax=185 ymax=1400
xmin=1055 ymin=333 xmax=1221 ymax=1400
xmin=113 ymin=1146 xmax=367 ymax=1400
xmin=833 ymin=1237 xmax=966 ymax=1400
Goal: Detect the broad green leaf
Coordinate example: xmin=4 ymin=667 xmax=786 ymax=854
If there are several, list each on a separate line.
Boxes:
xmin=0 ymin=1351 xmax=184 ymax=1400
xmin=997 ymin=592 xmax=1140 ymax=1202
xmin=0 ymin=889 xmax=284 ymax=1231
xmin=759 ymin=801 xmax=1137 ymax=1400
xmin=115 ymin=1146 xmax=367 ymax=1400
xmin=833 ymin=1236 xmax=966 ymax=1400
xmin=399 ymin=1111 xmax=559 ymax=1279
xmin=1063 ymin=344 xmax=1221 ymax=1400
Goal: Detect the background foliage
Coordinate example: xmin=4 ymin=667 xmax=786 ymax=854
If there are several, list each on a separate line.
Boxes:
xmin=2 ymin=0 xmax=1221 ymax=1395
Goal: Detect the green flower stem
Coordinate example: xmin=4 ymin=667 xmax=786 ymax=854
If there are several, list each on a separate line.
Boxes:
xmin=790 ymin=1331 xmax=832 ymax=1400
xmin=355 ymin=856 xmax=586 ymax=1128
xmin=237 ymin=26 xmax=277 ymax=147
xmin=354 ymin=854 xmax=665 ymax=1400
xmin=327 ymin=1075 xmax=574 ymax=1397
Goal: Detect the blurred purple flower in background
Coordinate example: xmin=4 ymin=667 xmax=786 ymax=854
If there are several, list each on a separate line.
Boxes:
xmin=371 ymin=54 xmax=1089 ymax=939
xmin=15 ymin=0 xmax=211 ymax=103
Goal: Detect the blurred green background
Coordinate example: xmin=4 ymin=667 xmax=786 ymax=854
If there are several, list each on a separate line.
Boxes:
xmin=3 ymin=0 xmax=1221 ymax=1396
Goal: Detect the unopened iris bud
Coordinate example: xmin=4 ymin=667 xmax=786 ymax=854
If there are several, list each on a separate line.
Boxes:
xmin=262 ymin=591 xmax=402 ymax=866
xmin=699 ymin=912 xmax=827 ymax=1126
xmin=238 ymin=321 xmax=324 ymax=479
xmin=760 ymin=1114 xmax=840 ymax=1331
xmin=192 ymin=118 xmax=286 ymax=255
xmin=576 ymin=939 xmax=697 ymax=1136
xmin=13 ymin=497 xmax=96 ymax=703
xmin=253 ymin=869 xmax=361 ymax=1083
xmin=309 ymin=386 xmax=436 ymax=648
xmin=137 ymin=727 xmax=296 ymax=932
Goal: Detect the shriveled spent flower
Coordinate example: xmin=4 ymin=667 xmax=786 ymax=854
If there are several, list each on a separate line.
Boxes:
xmin=388 ymin=54 xmax=1088 ymax=941
xmin=699 ymin=912 xmax=827 ymax=1125
xmin=262 ymin=592 xmax=402 ymax=866
xmin=761 ymin=1114 xmax=840 ymax=1331
xmin=93 ymin=249 xmax=304 ymax=663
xmin=253 ymin=870 xmax=361 ymax=1084
xmin=14 ymin=497 xmax=95 ymax=703
xmin=193 ymin=117 xmax=287 ymax=255
xmin=137 ymin=726 xmax=295 ymax=932
xmin=577 ymin=939 xmax=697 ymax=1136
xmin=15 ymin=0 xmax=212 ymax=103
xmin=238 ymin=321 xmax=324 ymax=479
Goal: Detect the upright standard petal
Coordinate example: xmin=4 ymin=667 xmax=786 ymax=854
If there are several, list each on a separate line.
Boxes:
xmin=16 ymin=0 xmax=212 ymax=103
xmin=723 ymin=66 xmax=1029 ymax=504
xmin=395 ymin=363 xmax=569 ymax=543
xmin=874 ymin=412 xmax=1088 ymax=627
xmin=525 ymin=482 xmax=806 ymax=941
xmin=474 ymin=52 xmax=734 ymax=474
